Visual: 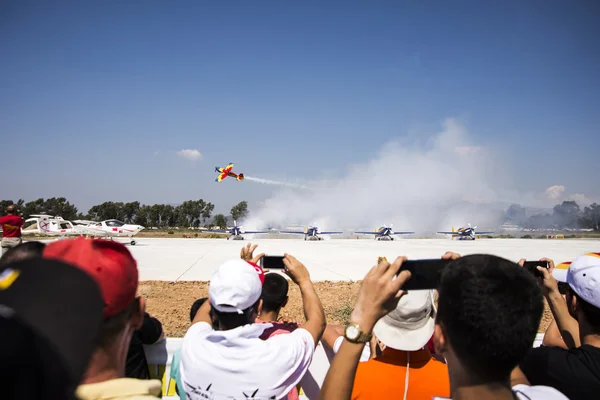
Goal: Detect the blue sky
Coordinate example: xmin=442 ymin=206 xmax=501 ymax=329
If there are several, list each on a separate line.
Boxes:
xmin=1 ymin=1 xmax=599 ymax=217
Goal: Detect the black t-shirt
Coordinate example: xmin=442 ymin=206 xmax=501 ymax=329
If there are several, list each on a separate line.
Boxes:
xmin=519 ymin=344 xmax=600 ymax=399
xmin=125 ymin=313 xmax=163 ymax=380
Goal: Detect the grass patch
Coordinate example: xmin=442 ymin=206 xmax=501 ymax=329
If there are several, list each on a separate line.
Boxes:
xmin=331 ymin=303 xmax=354 ymax=325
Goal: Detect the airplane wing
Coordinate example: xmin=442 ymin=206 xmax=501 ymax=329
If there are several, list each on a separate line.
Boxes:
xmin=242 ymin=230 xmax=269 ymax=234
xmin=319 ymin=231 xmax=343 ymax=234
xmin=392 ymin=231 xmax=414 ymax=234
xmin=215 ymin=172 xmax=228 ymax=182
xmin=436 ymin=231 xmax=458 ymax=235
xmin=224 ymin=163 xmax=234 ymax=172
xmin=280 ymin=230 xmax=307 ymax=234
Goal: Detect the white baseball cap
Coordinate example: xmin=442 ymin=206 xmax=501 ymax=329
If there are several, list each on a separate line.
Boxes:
xmin=373 ymin=289 xmax=436 ymax=351
xmin=209 ymin=259 xmax=263 ymax=314
xmin=553 ymin=252 xmax=600 ymax=309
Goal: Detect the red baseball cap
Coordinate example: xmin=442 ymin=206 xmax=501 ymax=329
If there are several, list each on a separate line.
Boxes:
xmin=43 ymin=237 xmax=138 ymax=318
xmin=246 ymin=261 xmax=265 ymax=284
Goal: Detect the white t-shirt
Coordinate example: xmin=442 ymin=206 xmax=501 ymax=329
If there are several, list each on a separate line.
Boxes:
xmin=180 ymin=321 xmax=315 ymax=400
xmin=432 ymin=384 xmax=569 ymax=399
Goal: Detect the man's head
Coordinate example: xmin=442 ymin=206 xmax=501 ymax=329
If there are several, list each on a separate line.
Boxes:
xmin=434 ymin=254 xmax=543 ymax=383
xmin=208 ymin=259 xmax=263 ymax=330
xmin=260 ymin=273 xmax=289 ymax=314
xmin=0 ymin=241 xmax=46 ymax=267
xmin=190 ymin=297 xmax=208 ymax=322
xmin=553 ymin=252 xmax=600 ymax=331
xmin=43 ymin=238 xmax=143 ymax=350
xmin=6 ymin=204 xmax=16 ymax=214
xmin=373 ymin=289 xmax=436 ymax=351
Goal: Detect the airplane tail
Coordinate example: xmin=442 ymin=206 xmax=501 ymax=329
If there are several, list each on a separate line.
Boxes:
xmin=237 ymin=173 xmax=244 ymax=181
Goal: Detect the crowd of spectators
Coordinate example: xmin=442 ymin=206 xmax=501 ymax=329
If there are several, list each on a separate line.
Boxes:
xmin=1 ymin=203 xmax=599 ymax=399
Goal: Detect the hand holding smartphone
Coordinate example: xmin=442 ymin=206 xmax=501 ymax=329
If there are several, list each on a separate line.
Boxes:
xmin=393 ymin=258 xmax=453 ymax=290
xmin=522 ymin=260 xmax=550 ymax=279
xmin=259 ymin=255 xmax=286 ymax=270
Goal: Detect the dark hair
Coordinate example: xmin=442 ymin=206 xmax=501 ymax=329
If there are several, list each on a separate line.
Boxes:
xmin=261 ymin=273 xmax=289 ymax=312
xmin=190 ymin=297 xmax=208 ymax=322
xmin=0 ymin=241 xmax=46 ymax=267
xmin=96 ymin=299 xmax=139 ymax=348
xmin=436 ymin=254 xmax=544 ymax=382
xmin=572 ymin=291 xmax=600 ymax=330
xmin=209 ymin=298 xmax=260 ymax=331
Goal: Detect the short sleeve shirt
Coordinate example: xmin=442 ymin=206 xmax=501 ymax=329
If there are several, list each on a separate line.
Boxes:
xmin=519 ymin=344 xmax=600 ymax=399
xmin=180 ymin=322 xmax=315 ymax=400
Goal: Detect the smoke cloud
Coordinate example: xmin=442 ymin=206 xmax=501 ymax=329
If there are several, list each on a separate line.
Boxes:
xmin=241 ymin=118 xmax=587 ymax=234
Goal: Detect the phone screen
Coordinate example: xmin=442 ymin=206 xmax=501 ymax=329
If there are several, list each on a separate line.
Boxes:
xmin=260 ymin=255 xmax=286 ymax=269
xmin=397 ymin=259 xmax=452 ymax=290
xmin=522 ymin=261 xmax=549 ymax=278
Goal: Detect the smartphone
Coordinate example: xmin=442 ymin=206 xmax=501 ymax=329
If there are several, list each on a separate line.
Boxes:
xmin=260 ymin=255 xmax=286 ymax=269
xmin=522 ymin=261 xmax=550 ymax=278
xmin=396 ymin=259 xmax=453 ymax=290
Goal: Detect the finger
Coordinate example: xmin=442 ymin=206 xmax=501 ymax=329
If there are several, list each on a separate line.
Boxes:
xmin=385 ymin=256 xmax=406 ymax=279
xmin=391 ymin=270 xmax=411 ymax=292
xmin=250 ymin=243 xmax=258 ymax=253
xmin=518 ymin=258 xmax=526 ymax=267
xmin=252 ymin=253 xmax=265 ymax=263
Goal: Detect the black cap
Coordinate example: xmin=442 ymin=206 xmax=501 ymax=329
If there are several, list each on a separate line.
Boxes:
xmin=0 ymin=259 xmax=104 ymax=394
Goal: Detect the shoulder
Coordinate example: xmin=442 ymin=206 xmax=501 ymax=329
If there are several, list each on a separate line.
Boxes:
xmin=513 ymin=384 xmax=569 ymax=399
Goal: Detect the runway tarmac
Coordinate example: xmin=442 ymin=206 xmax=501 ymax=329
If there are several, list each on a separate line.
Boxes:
xmin=126 ymin=237 xmax=600 ymax=282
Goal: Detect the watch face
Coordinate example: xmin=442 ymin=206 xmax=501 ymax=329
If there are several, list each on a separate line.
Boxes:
xmin=346 ymin=325 xmax=359 ymax=340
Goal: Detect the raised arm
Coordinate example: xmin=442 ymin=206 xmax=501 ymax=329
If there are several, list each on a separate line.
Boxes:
xmin=318 ymin=256 xmax=411 ymax=400
xmin=283 ymin=253 xmax=326 ymax=346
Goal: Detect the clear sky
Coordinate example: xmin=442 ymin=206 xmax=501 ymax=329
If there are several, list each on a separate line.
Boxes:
xmin=1 ymin=1 xmax=599 ymax=217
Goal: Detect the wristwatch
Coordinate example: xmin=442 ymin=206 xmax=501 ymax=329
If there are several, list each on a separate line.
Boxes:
xmin=344 ymin=323 xmax=372 ymax=343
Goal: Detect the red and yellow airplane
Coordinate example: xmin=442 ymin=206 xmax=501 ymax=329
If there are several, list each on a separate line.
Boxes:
xmin=215 ymin=163 xmax=245 ymax=182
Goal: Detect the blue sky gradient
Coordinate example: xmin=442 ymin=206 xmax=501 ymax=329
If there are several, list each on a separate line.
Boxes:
xmin=1 ymin=1 xmax=599 ymax=216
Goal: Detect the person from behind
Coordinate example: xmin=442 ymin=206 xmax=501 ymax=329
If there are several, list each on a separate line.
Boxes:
xmin=43 ymin=237 xmax=162 ymax=399
xmin=126 ymin=311 xmax=164 ymax=379
xmin=1 ymin=204 xmax=23 ymax=256
xmin=0 ymin=240 xmax=45 ymax=267
xmin=170 ymin=297 xmax=208 ymax=398
xmin=256 ymin=271 xmax=300 ymax=338
xmin=512 ymin=253 xmax=600 ymax=399
xmin=0 ymin=258 xmax=105 ymax=399
xmin=350 ymin=289 xmax=450 ymax=399
xmin=180 ymin=254 xmax=326 ymax=399
xmin=432 ymin=254 xmax=567 ymax=399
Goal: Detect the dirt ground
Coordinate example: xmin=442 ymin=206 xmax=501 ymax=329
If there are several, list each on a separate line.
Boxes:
xmin=140 ymin=280 xmax=554 ymax=338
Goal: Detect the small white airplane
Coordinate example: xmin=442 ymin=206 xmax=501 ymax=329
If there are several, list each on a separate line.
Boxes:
xmin=73 ymin=219 xmax=145 ymax=245
xmin=436 ymin=223 xmax=494 ymax=240
xmin=280 ymin=223 xmax=343 ymax=241
xmin=24 ymin=215 xmax=88 ymax=237
xmin=354 ymin=224 xmax=414 ymax=241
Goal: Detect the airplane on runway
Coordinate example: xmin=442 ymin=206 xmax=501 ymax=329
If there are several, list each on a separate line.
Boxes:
xmin=215 ymin=163 xmax=244 ymax=182
xmin=24 ymin=215 xmax=87 ymax=237
xmin=354 ymin=225 xmax=414 ymax=241
xmin=280 ymin=224 xmax=343 ymax=241
xmin=205 ymin=220 xmax=269 ymax=240
xmin=436 ymin=223 xmax=494 ymax=240
xmin=73 ymin=219 xmax=145 ymax=245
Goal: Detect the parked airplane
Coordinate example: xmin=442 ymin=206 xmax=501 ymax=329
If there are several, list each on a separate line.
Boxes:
xmin=24 ymin=215 xmax=87 ymax=237
xmin=205 ymin=220 xmax=269 ymax=240
xmin=73 ymin=219 xmax=145 ymax=245
xmin=354 ymin=225 xmax=414 ymax=241
xmin=280 ymin=224 xmax=343 ymax=241
xmin=215 ymin=162 xmax=244 ymax=182
xmin=436 ymin=223 xmax=494 ymax=240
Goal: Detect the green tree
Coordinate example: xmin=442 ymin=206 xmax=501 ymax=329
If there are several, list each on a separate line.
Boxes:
xmin=123 ymin=201 xmax=140 ymax=223
xmin=0 ymin=199 xmax=25 ymax=214
xmin=230 ymin=201 xmax=249 ymax=221
xmin=212 ymin=214 xmax=228 ymax=229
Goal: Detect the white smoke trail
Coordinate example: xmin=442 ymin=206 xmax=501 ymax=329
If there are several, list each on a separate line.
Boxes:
xmin=244 ymin=176 xmax=309 ymax=189
xmin=243 ymin=118 xmax=537 ymax=234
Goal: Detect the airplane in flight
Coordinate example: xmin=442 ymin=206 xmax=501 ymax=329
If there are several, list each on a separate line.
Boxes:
xmin=205 ymin=220 xmax=269 ymax=240
xmin=354 ymin=225 xmax=414 ymax=241
xmin=73 ymin=219 xmax=145 ymax=245
xmin=280 ymin=224 xmax=343 ymax=241
xmin=215 ymin=163 xmax=244 ymax=182
xmin=436 ymin=223 xmax=494 ymax=240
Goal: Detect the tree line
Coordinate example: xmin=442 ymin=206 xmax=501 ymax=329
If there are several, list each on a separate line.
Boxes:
xmin=504 ymin=201 xmax=600 ymax=230
xmin=0 ymin=198 xmax=249 ymax=229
